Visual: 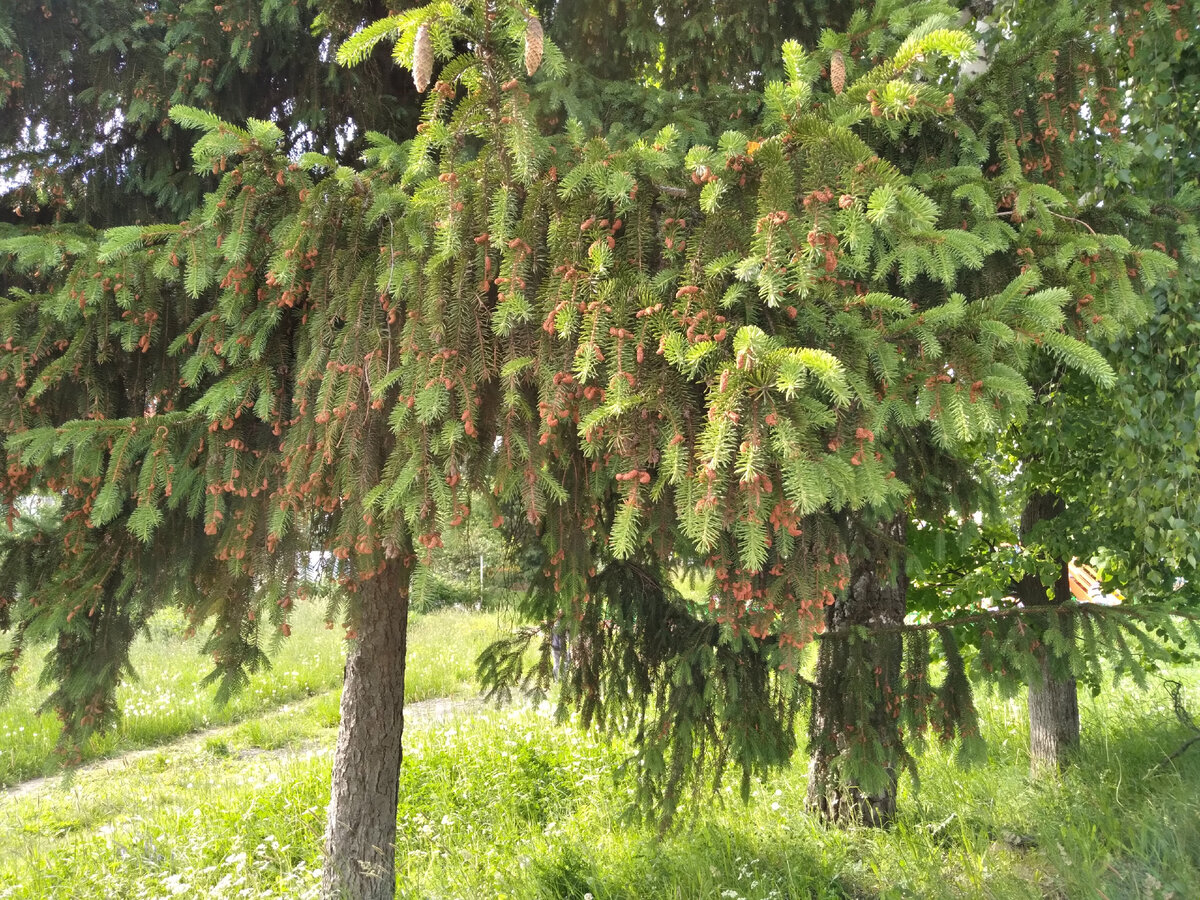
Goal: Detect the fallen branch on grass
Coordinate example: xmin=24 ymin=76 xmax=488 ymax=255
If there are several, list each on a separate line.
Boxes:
xmin=1157 ymin=679 xmax=1200 ymax=770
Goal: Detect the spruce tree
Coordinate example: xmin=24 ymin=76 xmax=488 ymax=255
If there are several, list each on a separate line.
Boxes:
xmin=0 ymin=0 xmax=429 ymax=227
xmin=1 ymin=3 xmax=1194 ymax=899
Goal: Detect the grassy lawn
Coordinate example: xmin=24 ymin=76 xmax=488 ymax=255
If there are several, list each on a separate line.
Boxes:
xmin=1 ymin=626 xmax=1197 ymax=899
xmin=0 ymin=605 xmax=509 ymax=787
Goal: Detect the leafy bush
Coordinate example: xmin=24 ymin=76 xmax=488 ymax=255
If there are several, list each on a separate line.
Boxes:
xmin=411 ymin=573 xmax=478 ymax=614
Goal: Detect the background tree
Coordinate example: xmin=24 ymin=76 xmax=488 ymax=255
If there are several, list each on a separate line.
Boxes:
xmin=906 ymin=0 xmax=1200 ymax=771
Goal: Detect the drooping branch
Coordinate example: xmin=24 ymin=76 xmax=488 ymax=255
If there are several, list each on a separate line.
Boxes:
xmin=817 ymin=601 xmax=1200 ymax=642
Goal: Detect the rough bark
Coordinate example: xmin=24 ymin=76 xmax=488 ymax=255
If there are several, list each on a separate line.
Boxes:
xmin=1028 ymin=643 xmax=1080 ymax=770
xmin=806 ymin=513 xmax=907 ymax=826
xmin=1017 ymin=491 xmax=1080 ymax=771
xmin=321 ymin=555 xmax=411 ymax=900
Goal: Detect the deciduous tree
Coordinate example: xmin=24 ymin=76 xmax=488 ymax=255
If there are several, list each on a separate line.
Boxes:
xmin=906 ymin=0 xmax=1199 ymax=772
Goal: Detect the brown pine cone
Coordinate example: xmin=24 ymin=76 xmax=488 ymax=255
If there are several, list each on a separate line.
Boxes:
xmin=831 ymin=50 xmax=846 ymax=95
xmin=524 ymin=17 xmax=544 ymax=77
xmin=413 ymin=23 xmax=433 ymax=93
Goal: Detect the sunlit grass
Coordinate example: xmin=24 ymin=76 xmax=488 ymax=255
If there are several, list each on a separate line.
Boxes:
xmin=2 ymin=659 xmax=1197 ymax=899
xmin=0 ymin=604 xmax=507 ymax=787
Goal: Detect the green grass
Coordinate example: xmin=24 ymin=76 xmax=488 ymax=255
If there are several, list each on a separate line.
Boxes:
xmin=405 ymin=608 xmax=515 ymax=703
xmin=0 ymin=605 xmax=508 ymax=787
xmin=2 ymin=658 xmax=1197 ymax=899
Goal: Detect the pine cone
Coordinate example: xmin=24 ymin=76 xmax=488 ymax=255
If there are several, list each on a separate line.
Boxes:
xmin=830 ymin=50 xmax=846 ymax=95
xmin=524 ymin=16 xmax=544 ymax=77
xmin=413 ymin=24 xmax=433 ymax=93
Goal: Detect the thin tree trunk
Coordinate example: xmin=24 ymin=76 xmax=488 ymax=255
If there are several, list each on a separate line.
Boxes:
xmin=321 ymin=554 xmax=411 ymax=900
xmin=806 ymin=513 xmax=907 ymax=826
xmin=1017 ymin=491 xmax=1080 ymax=771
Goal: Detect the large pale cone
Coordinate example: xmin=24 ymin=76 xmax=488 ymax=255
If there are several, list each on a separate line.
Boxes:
xmin=413 ymin=24 xmax=433 ymax=92
xmin=830 ymin=50 xmax=846 ymax=95
xmin=524 ymin=17 xmax=544 ymax=77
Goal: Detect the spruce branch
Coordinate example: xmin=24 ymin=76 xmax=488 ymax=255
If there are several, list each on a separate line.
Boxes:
xmin=817 ymin=602 xmax=1200 ymax=642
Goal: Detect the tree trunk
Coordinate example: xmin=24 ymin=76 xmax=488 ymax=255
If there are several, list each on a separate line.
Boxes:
xmin=322 ymin=555 xmax=411 ymax=900
xmin=806 ymin=513 xmax=907 ymax=826
xmin=1028 ymin=642 xmax=1079 ymax=770
xmin=1017 ymin=492 xmax=1080 ymax=771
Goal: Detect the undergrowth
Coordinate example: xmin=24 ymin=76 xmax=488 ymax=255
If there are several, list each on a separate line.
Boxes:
xmin=2 ymin=663 xmax=1197 ymax=899
xmin=0 ymin=605 xmax=507 ymax=787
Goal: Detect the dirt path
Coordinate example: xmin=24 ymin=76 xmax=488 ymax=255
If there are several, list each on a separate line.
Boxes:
xmin=1 ymin=693 xmax=482 ymax=803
